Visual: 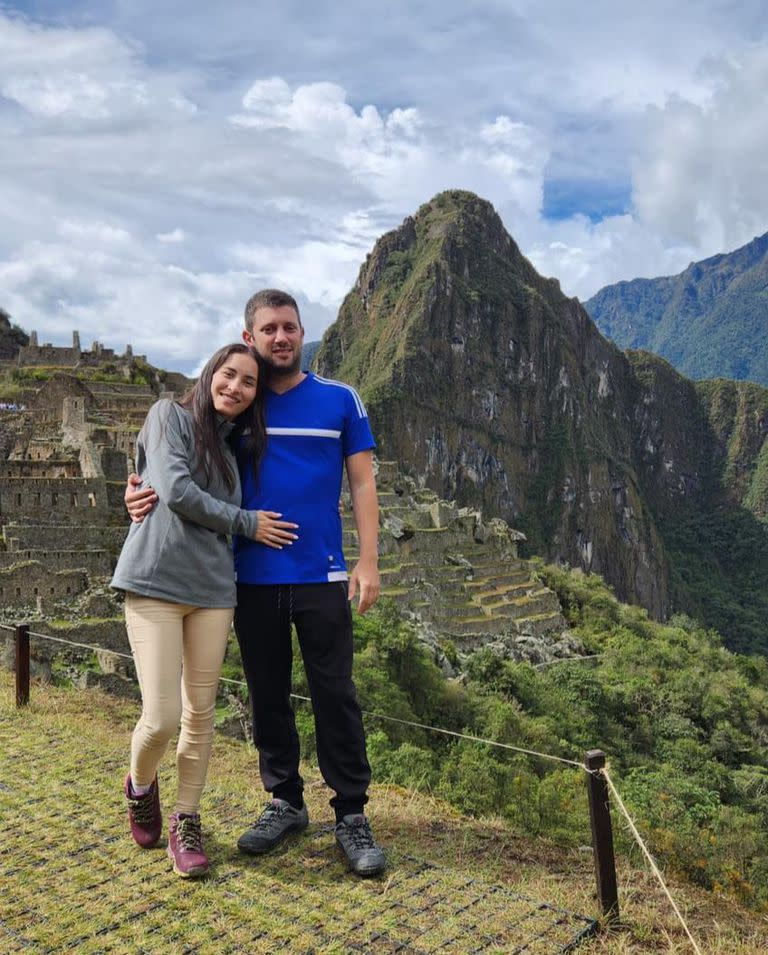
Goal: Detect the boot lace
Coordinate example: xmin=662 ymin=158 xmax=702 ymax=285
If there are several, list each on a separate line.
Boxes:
xmin=254 ymin=803 xmax=288 ymax=833
xmin=127 ymin=791 xmax=155 ymax=825
xmin=343 ymin=818 xmax=375 ymax=850
xmin=176 ymin=815 xmax=203 ymax=852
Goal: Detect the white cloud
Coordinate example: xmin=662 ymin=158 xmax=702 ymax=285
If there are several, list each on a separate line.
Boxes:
xmin=157 ymin=228 xmax=186 ymax=243
xmin=58 ymin=220 xmax=132 ymax=244
xmin=232 ymin=78 xmax=546 ymax=221
xmin=0 ymin=13 xmax=192 ymax=122
xmin=632 ymin=45 xmax=768 ymax=254
xmin=0 ymin=233 xmax=251 ymax=363
xmin=231 ymin=80 xmax=426 ymax=197
xmin=0 ymin=6 xmax=766 ymax=369
xmin=232 ymin=240 xmax=368 ymax=311
xmin=523 ymin=215 xmax=697 ymax=300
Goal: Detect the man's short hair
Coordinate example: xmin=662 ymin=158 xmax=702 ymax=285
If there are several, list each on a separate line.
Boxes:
xmin=244 ymin=289 xmax=302 ymax=331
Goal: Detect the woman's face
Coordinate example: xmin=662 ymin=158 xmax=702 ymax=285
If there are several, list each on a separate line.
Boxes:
xmin=210 ymin=351 xmax=259 ymax=419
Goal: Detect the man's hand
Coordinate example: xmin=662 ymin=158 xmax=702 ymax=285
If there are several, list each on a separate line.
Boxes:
xmin=348 ymin=557 xmax=380 ymax=614
xmin=125 ymin=472 xmax=158 ymax=523
xmin=255 ymin=511 xmax=299 ymax=549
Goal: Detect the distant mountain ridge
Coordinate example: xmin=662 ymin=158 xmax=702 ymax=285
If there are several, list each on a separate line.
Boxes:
xmin=584 ymin=232 xmax=768 ymax=385
xmin=301 ymin=340 xmax=321 ymax=371
xmin=316 ymin=190 xmax=768 ymax=652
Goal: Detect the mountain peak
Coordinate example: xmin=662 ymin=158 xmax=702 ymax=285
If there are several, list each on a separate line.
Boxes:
xmin=316 ymin=192 xmax=768 ymax=651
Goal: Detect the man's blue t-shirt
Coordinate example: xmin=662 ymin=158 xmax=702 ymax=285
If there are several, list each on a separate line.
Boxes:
xmin=234 ymin=372 xmax=375 ymax=585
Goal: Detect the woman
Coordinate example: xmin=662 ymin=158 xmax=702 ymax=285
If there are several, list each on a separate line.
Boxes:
xmin=111 ymin=343 xmax=297 ymax=878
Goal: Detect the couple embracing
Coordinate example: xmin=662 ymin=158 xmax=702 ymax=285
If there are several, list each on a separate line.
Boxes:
xmin=111 ymin=289 xmax=385 ymax=879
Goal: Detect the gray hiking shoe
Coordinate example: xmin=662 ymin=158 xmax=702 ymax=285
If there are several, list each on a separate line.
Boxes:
xmin=335 ymin=814 xmax=386 ymax=877
xmin=237 ymin=798 xmax=309 ymax=855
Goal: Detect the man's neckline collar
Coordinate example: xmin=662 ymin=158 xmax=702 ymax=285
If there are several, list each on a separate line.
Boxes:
xmin=267 ymin=371 xmax=310 ymax=397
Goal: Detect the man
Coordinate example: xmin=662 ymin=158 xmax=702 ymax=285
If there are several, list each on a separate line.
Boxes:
xmin=125 ymin=289 xmax=385 ymax=877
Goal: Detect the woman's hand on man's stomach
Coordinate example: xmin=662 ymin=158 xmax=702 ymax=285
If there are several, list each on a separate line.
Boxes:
xmin=254 ymin=511 xmax=299 ymax=549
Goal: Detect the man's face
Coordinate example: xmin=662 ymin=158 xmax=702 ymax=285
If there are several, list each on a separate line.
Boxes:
xmin=243 ymin=305 xmax=304 ymax=376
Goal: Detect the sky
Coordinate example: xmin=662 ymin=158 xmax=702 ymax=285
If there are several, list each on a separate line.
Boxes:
xmin=1 ymin=2 xmax=767 ymax=373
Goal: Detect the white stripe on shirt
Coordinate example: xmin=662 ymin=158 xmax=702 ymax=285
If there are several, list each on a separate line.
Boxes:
xmin=266 ymin=427 xmax=342 ymax=438
xmin=313 ymin=375 xmax=367 ymax=419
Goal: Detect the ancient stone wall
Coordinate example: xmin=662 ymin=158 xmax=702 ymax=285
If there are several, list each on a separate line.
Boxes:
xmin=0 ymin=563 xmax=88 ymax=605
xmin=109 ymin=430 xmax=139 ymax=456
xmin=0 ymin=548 xmax=110 ymax=574
xmin=100 ymin=448 xmax=130 ymax=481
xmin=87 ymin=383 xmax=155 ymax=396
xmin=16 ymin=333 xmax=144 ymax=369
xmin=34 ymin=618 xmax=129 ymax=655
xmin=16 ymin=345 xmax=80 ymax=366
xmin=0 ymin=477 xmax=110 ymax=521
xmin=96 ymin=400 xmax=154 ymax=417
xmin=17 ymin=440 xmax=65 ymax=460
xmin=0 ymin=460 xmax=80 ymax=478
xmin=3 ymin=522 xmax=127 ymax=552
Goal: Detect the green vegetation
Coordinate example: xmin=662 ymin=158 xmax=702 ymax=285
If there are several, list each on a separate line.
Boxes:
xmin=0 ymin=378 xmax=23 ymax=402
xmin=697 ymin=377 xmax=768 ymax=520
xmin=658 ymin=500 xmax=768 ymax=654
xmin=276 ymin=578 xmax=768 ymax=910
xmin=0 ymin=306 xmax=28 ymax=360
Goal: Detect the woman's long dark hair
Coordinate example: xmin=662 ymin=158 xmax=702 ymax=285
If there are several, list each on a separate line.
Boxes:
xmin=177 ymin=343 xmax=267 ymax=493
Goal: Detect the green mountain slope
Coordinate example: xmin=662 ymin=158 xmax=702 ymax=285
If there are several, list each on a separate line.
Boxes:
xmin=315 ymin=191 xmax=768 ymax=652
xmin=0 ymin=308 xmax=28 ymax=360
xmin=584 ymin=233 xmax=768 ymax=385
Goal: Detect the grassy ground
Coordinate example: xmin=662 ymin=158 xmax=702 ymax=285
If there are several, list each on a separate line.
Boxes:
xmin=1 ymin=672 xmax=766 ymax=954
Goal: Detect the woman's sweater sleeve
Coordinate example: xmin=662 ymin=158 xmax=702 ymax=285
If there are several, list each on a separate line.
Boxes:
xmin=142 ymin=401 xmax=258 ymax=538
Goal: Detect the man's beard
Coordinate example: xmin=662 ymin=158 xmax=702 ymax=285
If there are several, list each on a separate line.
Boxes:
xmin=264 ymin=349 xmax=302 ymax=377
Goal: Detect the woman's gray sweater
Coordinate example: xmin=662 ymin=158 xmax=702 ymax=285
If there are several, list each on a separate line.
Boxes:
xmin=111 ymin=399 xmax=259 ymax=608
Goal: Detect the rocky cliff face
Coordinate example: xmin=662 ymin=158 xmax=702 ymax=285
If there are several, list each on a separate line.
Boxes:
xmin=316 ymin=191 xmax=768 ymax=650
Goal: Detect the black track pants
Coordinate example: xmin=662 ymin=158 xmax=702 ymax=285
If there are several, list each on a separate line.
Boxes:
xmin=234 ymin=582 xmax=370 ymax=816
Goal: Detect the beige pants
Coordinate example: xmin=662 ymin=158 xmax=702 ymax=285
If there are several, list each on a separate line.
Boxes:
xmin=125 ymin=594 xmax=232 ymax=814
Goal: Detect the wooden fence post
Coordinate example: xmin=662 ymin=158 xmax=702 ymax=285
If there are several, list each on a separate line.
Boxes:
xmin=585 ymin=749 xmax=619 ymax=921
xmin=15 ymin=623 xmax=30 ymax=707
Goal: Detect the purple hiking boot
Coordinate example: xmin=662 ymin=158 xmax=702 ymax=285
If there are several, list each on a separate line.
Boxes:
xmin=167 ymin=812 xmax=209 ymax=878
xmin=124 ymin=774 xmax=162 ymax=849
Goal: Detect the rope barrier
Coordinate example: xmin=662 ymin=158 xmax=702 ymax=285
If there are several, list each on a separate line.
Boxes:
xmin=23 ymin=629 xmax=133 ymax=660
xmin=218 ymin=675 xmax=587 ymax=770
xmin=2 ymin=624 xmax=588 ymax=772
xmin=601 ymin=766 xmax=703 ymax=955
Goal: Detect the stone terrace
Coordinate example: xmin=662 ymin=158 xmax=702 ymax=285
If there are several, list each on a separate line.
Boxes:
xmin=343 ymin=461 xmax=576 ymax=669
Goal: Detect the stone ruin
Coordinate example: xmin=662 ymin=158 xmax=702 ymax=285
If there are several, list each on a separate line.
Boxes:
xmin=0 ymin=342 xmax=184 ymax=616
xmin=17 ymin=330 xmax=146 ymax=370
xmin=345 ymin=461 xmax=581 ymax=675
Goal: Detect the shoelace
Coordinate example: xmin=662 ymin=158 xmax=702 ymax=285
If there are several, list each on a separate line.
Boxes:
xmin=128 ymin=793 xmax=155 ymax=825
xmin=342 ymin=820 xmax=375 ymax=850
xmin=176 ymin=816 xmax=203 ymax=851
xmin=254 ymin=804 xmax=288 ymax=832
